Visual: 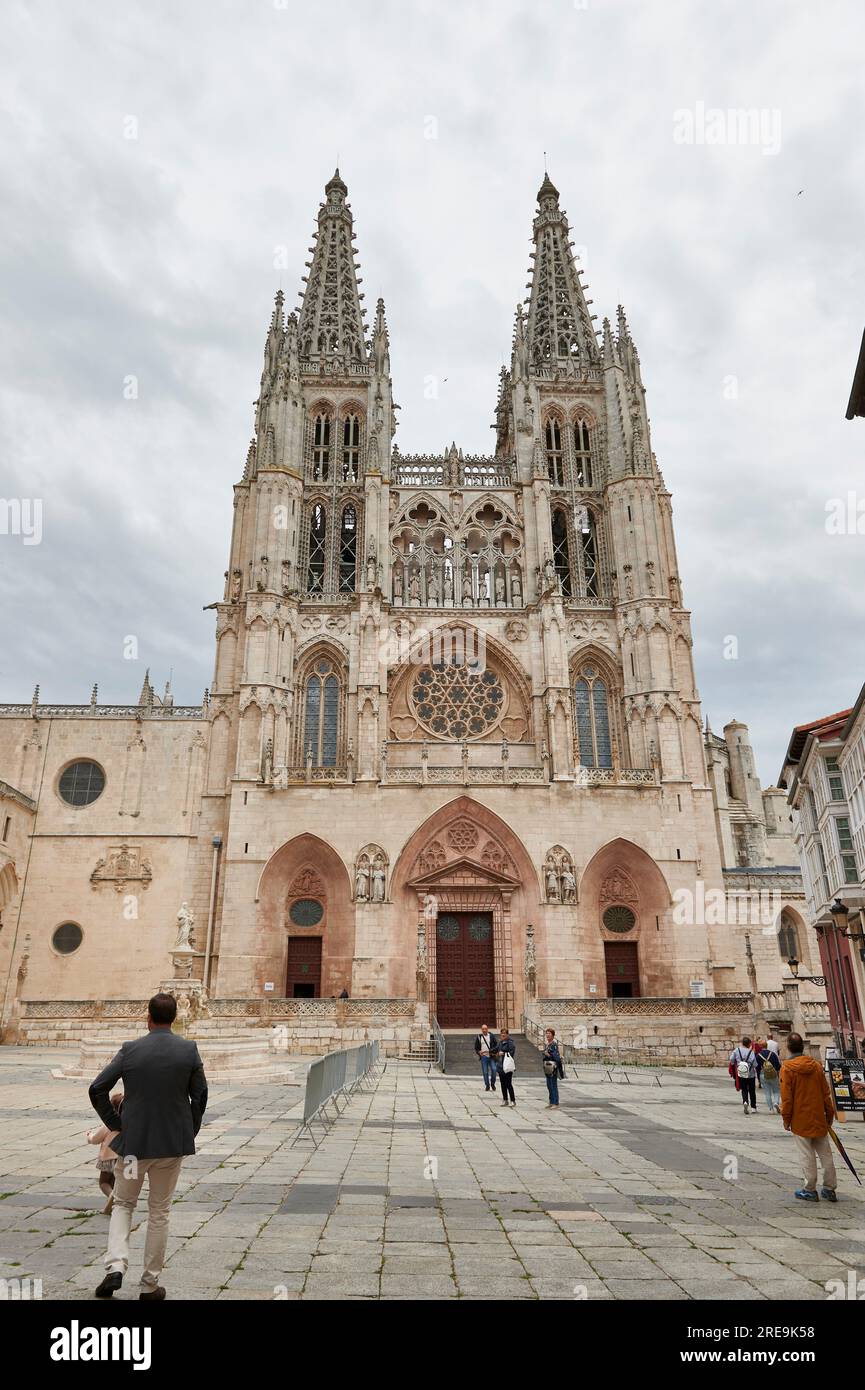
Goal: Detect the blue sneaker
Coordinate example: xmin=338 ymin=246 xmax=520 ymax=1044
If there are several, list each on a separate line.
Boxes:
xmin=820 ymin=1187 xmax=838 ymax=1203
xmin=794 ymin=1188 xmax=819 ymax=1202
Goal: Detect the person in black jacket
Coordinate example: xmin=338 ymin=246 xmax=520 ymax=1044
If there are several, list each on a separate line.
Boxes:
xmin=90 ymin=992 xmax=208 ymax=1301
xmin=542 ymin=1028 xmax=563 ymax=1108
xmin=496 ymin=1028 xmax=516 ymax=1107
xmin=473 ymin=1024 xmax=499 ymax=1091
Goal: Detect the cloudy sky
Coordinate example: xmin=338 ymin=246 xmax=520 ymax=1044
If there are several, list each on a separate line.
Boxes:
xmin=1 ymin=0 xmax=864 ymax=783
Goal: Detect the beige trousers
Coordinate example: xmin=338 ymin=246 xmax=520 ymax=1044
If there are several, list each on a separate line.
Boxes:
xmin=793 ymin=1133 xmax=837 ymax=1193
xmin=104 ymin=1155 xmax=184 ymax=1290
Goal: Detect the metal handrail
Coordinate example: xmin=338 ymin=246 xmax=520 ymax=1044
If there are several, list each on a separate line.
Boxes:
xmin=431 ymin=1016 xmax=446 ymax=1073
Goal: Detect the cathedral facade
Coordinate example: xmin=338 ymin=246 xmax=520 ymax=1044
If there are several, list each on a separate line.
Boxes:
xmin=0 ymin=172 xmax=826 ymax=1060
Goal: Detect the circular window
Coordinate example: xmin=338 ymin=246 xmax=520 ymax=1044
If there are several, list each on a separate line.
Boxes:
xmin=52 ymin=923 xmax=83 ymax=955
xmin=289 ymin=898 xmax=324 ymax=927
xmin=58 ymin=761 xmax=105 ymax=807
xmin=603 ymin=905 xmax=636 ymax=934
xmin=437 ymin=914 xmax=460 ymax=942
xmin=411 ymin=660 xmax=505 ymax=740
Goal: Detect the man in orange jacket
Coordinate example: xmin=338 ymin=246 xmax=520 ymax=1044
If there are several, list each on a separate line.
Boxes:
xmin=779 ymin=1032 xmax=837 ymax=1203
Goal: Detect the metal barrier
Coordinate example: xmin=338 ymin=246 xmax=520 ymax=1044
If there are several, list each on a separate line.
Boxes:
xmin=521 ymin=1015 xmax=664 ymax=1087
xmin=431 ymin=1016 xmax=446 ymax=1073
xmin=291 ymin=1041 xmax=381 ymax=1147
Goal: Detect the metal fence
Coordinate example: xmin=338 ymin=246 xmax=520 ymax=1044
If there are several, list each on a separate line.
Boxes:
xmin=522 ymin=1015 xmax=664 ymax=1087
xmin=291 ymin=1042 xmax=381 ymax=1147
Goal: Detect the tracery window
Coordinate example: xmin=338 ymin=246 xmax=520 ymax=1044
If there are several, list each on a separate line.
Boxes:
xmin=390 ymin=499 xmax=523 ymax=607
xmin=342 ymin=415 xmax=360 ymax=482
xmin=312 ymin=413 xmax=331 ymax=481
xmin=551 ymin=508 xmax=572 ymax=597
xmin=545 ymin=419 xmax=564 ymax=486
xmin=307 ymin=504 xmax=327 ymax=592
xmin=777 ymin=913 xmax=800 ymax=961
xmin=411 ymin=660 xmax=505 ymax=740
xmin=339 ymin=505 xmax=358 ymax=593
xmin=573 ymin=418 xmax=593 ymax=488
xmin=574 ymin=664 xmax=612 ymax=769
xmin=302 ymin=658 xmax=341 ymax=767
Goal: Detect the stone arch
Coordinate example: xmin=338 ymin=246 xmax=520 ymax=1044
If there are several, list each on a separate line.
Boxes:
xmin=0 ymin=860 xmax=19 ymax=913
xmin=254 ymin=833 xmax=354 ymax=999
xmin=292 ymin=641 xmax=349 ymax=767
xmin=579 ymin=837 xmax=675 ymax=997
xmin=391 ymin=795 xmax=539 ymax=1024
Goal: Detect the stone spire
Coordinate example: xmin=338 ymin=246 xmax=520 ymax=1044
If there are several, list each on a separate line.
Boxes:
xmin=525 ymin=173 xmax=599 ymax=369
xmin=138 ymin=670 xmax=154 ymax=707
xmin=371 ymin=297 xmax=390 ymax=378
xmin=297 ymin=169 xmax=368 ymax=364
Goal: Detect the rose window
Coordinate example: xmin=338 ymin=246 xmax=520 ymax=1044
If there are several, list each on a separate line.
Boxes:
xmin=411 ymin=661 xmax=505 ymax=740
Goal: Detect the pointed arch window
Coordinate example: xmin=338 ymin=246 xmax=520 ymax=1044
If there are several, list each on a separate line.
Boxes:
xmin=577 ymin=506 xmax=599 ymax=599
xmin=574 ymin=419 xmax=594 ymax=488
xmin=312 ymin=413 xmax=331 ymax=481
xmin=551 ymin=508 xmax=572 ymax=597
xmin=574 ymin=664 xmax=612 ymax=769
xmin=777 ymin=913 xmax=800 ymax=961
xmin=307 ymin=504 xmax=327 ymax=593
xmin=342 ymin=415 xmax=360 ymax=482
xmin=545 ymin=419 xmax=564 ymax=486
xmin=339 ymin=505 xmax=358 ymax=593
xmin=303 ymin=658 xmax=341 ymax=767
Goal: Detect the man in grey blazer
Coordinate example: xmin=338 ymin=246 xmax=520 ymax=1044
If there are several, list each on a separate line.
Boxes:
xmin=89 ymin=992 xmax=208 ymax=1300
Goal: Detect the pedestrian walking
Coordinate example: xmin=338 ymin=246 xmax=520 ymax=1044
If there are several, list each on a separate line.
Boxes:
xmin=780 ymin=1031 xmax=838 ymax=1203
xmin=542 ymin=1028 xmax=563 ymax=1108
xmin=757 ymin=1036 xmax=782 ymax=1113
xmin=730 ymin=1036 xmax=758 ymax=1114
xmin=496 ymin=1027 xmax=516 ymax=1108
xmin=89 ymin=992 xmax=208 ymax=1300
xmin=473 ymin=1024 xmax=499 ymax=1092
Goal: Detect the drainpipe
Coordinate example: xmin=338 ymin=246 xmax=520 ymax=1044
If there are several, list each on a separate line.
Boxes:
xmin=203 ymin=835 xmax=222 ymax=993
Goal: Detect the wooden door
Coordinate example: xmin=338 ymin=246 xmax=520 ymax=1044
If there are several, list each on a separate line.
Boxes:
xmin=286 ymin=935 xmax=322 ymax=998
xmin=435 ymin=912 xmax=496 ymax=1027
xmin=604 ymin=941 xmax=640 ymax=998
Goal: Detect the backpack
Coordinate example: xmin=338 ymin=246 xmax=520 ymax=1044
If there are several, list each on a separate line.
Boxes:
xmin=736 ymin=1048 xmax=753 ymax=1079
xmin=761 ymin=1053 xmax=778 ymax=1082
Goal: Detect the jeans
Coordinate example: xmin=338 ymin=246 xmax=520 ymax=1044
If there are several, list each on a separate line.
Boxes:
xmin=794 ymin=1133 xmax=837 ymax=1192
xmin=480 ymin=1053 xmax=497 ymax=1088
xmin=762 ymin=1077 xmax=781 ymax=1111
xmin=545 ymin=1071 xmax=559 ymax=1105
xmin=499 ymin=1068 xmax=515 ymax=1104
xmin=104 ymin=1155 xmax=184 ymax=1291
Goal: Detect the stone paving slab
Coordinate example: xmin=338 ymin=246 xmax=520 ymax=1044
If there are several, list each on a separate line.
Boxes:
xmin=0 ymin=1050 xmax=864 ymax=1301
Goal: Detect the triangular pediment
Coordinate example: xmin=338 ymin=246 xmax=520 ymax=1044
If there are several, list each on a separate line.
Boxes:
xmin=408 ymin=854 xmax=519 ymax=891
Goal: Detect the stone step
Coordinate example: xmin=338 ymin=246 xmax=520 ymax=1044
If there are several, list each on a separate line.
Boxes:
xmin=441 ymin=1030 xmax=530 ymax=1076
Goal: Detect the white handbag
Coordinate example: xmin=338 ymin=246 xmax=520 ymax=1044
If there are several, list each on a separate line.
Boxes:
xmin=503 ymin=1053 xmax=515 ymax=1074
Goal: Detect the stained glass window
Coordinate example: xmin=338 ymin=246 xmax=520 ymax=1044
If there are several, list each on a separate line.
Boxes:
xmin=574 ymin=666 xmax=612 ymax=769
xmin=52 ymin=922 xmax=83 ymax=954
xmin=58 ymin=761 xmax=105 ymax=806
xmin=304 ymin=659 xmax=341 ymax=767
xmin=411 ymin=660 xmax=504 ymax=740
xmin=289 ymin=899 xmax=324 ymax=927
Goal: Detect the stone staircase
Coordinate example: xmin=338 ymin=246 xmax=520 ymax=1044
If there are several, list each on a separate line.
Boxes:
xmin=441 ymin=1030 xmax=529 ymax=1076
xmin=397 ymin=1038 xmax=438 ymax=1063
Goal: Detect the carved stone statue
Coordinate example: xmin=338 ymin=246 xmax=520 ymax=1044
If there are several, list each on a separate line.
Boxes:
xmin=262 ymin=738 xmax=273 ymax=784
xmin=371 ymin=855 xmax=386 ymax=903
xmin=495 ymin=575 xmax=505 ymax=604
xmin=231 ymin=570 xmax=242 ymax=602
xmin=462 ymin=572 xmax=472 ymax=602
xmin=422 ymin=892 xmax=438 ymax=927
xmin=409 ymin=571 xmax=420 ymax=602
xmin=355 ymin=860 xmax=370 ymax=902
xmin=511 ymin=570 xmax=522 ymax=604
xmin=545 ymin=862 xmax=560 ymax=902
xmin=393 ymin=567 xmax=403 ymax=600
xmin=416 ymin=919 xmax=428 ymax=1001
xmin=256 ymin=556 xmax=269 ymax=592
xmin=543 ymin=554 xmax=557 ymax=589
xmin=174 ymin=902 xmax=195 ymax=950
xmin=443 ymin=569 xmax=453 ymax=601
xmin=561 ymin=864 xmax=577 ymax=904
xmin=428 ymin=568 xmax=439 ymax=603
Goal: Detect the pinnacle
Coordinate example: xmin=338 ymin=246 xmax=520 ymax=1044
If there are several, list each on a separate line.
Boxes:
xmin=537 ymin=171 xmax=559 ymax=203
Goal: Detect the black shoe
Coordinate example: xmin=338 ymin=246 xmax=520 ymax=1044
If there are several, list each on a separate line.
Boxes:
xmin=139 ymin=1286 xmax=166 ymax=1301
xmin=95 ymin=1271 xmax=122 ymax=1298
xmin=821 ymin=1187 xmax=838 ymax=1203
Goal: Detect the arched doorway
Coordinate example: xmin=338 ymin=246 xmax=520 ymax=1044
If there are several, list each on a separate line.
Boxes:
xmin=255 ymin=833 xmax=354 ymax=998
xmin=391 ymin=796 xmax=537 ymax=1027
xmin=579 ymin=838 xmax=674 ymax=998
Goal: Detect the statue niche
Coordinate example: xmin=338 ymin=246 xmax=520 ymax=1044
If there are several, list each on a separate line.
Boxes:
xmin=354 ymin=845 xmax=388 ymax=903
xmin=543 ymin=846 xmax=577 ymax=904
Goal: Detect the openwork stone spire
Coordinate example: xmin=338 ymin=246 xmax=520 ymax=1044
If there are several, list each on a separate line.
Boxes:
xmin=526 ymin=173 xmax=599 ymax=369
xmin=297 ymin=169 xmax=368 ymax=364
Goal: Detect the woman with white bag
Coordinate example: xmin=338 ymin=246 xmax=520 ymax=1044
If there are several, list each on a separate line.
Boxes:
xmin=496 ymin=1027 xmax=517 ymax=1108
